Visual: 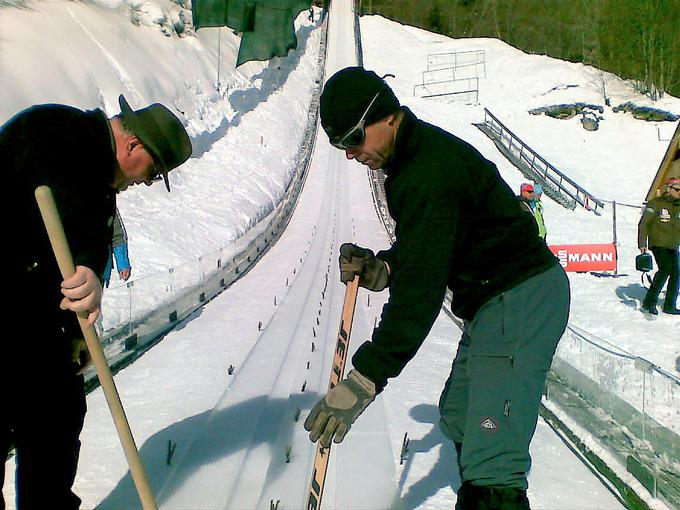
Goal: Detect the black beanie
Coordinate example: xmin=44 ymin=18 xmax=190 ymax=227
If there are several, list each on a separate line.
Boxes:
xmin=320 ymin=67 xmax=401 ymax=141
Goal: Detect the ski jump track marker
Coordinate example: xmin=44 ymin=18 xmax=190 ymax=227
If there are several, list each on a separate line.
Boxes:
xmin=306 ymin=276 xmax=359 ymax=510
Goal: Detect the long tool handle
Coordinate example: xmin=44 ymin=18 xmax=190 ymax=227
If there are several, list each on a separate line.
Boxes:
xmin=35 ymin=186 xmax=158 ymax=510
xmin=306 ymin=276 xmax=360 ymax=510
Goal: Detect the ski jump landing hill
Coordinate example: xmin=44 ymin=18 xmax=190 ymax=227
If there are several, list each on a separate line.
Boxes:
xmin=97 ymin=1 xmax=402 ymax=508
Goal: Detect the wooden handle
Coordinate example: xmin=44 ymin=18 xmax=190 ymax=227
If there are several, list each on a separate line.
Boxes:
xmin=307 ymin=276 xmax=359 ymax=510
xmin=35 ymin=186 xmax=158 ymax=510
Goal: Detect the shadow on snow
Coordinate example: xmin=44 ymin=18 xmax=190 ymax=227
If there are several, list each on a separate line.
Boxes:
xmin=97 ymin=392 xmax=318 ymax=509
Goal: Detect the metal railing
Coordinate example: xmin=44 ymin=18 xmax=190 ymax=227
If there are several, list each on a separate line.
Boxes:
xmin=426 ymin=50 xmax=485 ymax=72
xmin=354 ymin=0 xmax=363 ymax=66
xmin=479 ymin=108 xmax=606 ymax=215
xmin=413 ymin=77 xmax=479 ymax=102
xmin=548 ymin=324 xmax=680 ymax=507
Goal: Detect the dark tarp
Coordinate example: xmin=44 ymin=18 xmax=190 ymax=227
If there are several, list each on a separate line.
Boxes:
xmin=191 ymin=0 xmax=310 ymax=66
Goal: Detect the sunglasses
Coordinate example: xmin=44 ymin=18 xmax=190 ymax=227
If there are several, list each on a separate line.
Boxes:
xmin=330 ymin=90 xmax=382 ymax=150
xmin=670 ymin=186 xmax=680 ymax=192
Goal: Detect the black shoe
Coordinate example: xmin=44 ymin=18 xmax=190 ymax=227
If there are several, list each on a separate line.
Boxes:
xmin=455 ymin=482 xmax=530 ymax=510
xmin=641 ymin=305 xmax=658 ymax=315
xmin=662 ymin=307 xmax=680 ymax=315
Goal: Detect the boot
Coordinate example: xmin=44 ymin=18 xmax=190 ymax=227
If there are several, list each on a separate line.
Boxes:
xmin=642 ymin=266 xmax=667 ymax=312
xmin=455 ymin=482 xmax=530 ymax=510
xmin=662 ymin=306 xmax=680 ymax=315
xmin=641 ymin=304 xmax=658 ymax=315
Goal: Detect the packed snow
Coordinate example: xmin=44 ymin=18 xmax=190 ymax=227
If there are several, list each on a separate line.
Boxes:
xmin=2 ymin=0 xmax=678 ymax=508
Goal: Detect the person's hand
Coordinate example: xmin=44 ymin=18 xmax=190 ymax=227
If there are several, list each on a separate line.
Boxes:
xmin=339 ymin=243 xmax=390 ymax=291
xmin=71 ymin=338 xmax=92 ymax=375
xmin=60 ymin=265 xmax=102 ymax=326
xmin=304 ymin=369 xmax=376 ymax=447
xmin=119 ymin=267 xmax=131 ymax=281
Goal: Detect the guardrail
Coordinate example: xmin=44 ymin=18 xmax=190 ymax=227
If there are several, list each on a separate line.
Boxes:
xmin=354 ymin=0 xmax=363 ymax=66
xmin=478 ymin=108 xmax=606 ymax=215
xmin=427 ymin=50 xmax=485 ymax=72
xmin=413 ymin=77 xmax=479 ymax=102
xmin=87 ymin=15 xmax=331 ymax=390
xmin=547 ymin=324 xmax=680 ymax=508
xmin=423 ymin=62 xmax=485 ymax=84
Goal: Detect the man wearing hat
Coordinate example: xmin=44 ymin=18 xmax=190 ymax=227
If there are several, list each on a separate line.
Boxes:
xmin=638 ymin=176 xmax=680 ymax=315
xmin=304 ymin=67 xmax=569 ymax=509
xmin=1 ymin=95 xmax=191 ymax=508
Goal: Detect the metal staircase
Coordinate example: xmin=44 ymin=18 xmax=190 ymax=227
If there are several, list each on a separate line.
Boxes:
xmin=476 ymin=108 xmax=605 ymax=215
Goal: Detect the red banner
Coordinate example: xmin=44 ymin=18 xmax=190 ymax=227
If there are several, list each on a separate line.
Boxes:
xmin=548 ymin=243 xmax=617 ymax=272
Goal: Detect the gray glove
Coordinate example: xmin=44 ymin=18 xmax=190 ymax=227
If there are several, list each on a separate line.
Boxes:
xmin=339 ymin=243 xmax=390 ymax=291
xmin=304 ymin=369 xmax=377 ymax=447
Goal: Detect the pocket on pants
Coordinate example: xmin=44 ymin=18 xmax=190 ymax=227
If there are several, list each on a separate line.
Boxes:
xmin=467 ymin=354 xmax=515 ymax=437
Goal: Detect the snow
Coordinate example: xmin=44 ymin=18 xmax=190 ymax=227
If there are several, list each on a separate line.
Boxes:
xmin=2 ymin=0 xmax=678 ymax=508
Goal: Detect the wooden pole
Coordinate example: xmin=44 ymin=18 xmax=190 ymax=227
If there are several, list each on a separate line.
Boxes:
xmin=34 ymin=186 xmax=158 ymax=510
xmin=306 ymin=276 xmax=359 ymax=510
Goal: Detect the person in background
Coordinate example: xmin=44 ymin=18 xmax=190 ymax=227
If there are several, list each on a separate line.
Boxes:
xmin=1 ymin=94 xmax=191 ymax=509
xmin=638 ymin=177 xmax=680 ymax=315
xmin=103 ymin=208 xmax=132 ymax=287
xmin=532 ymin=184 xmax=547 ymax=241
xmin=304 ymin=67 xmax=569 ymax=510
xmin=518 ymin=183 xmax=546 ymax=241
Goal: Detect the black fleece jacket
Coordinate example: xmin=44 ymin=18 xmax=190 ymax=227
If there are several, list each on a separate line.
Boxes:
xmin=2 ymin=104 xmax=116 ymax=344
xmin=352 ymin=108 xmax=557 ymax=391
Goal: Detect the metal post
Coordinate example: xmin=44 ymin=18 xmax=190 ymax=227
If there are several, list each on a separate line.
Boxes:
xmin=216 ymin=28 xmax=222 ymax=93
xmin=613 ymin=200 xmax=618 ymax=275
xmin=641 ymin=370 xmax=646 ymax=443
xmin=128 ymin=281 xmax=134 ymax=338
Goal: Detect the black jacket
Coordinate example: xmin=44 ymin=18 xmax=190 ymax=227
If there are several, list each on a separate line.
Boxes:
xmin=2 ymin=104 xmax=116 ymax=349
xmin=352 ymin=108 xmax=557 ymax=391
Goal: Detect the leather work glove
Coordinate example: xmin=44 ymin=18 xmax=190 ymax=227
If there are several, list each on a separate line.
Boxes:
xmin=304 ymin=369 xmax=377 ymax=447
xmin=339 ymin=243 xmax=390 ymax=291
xmin=60 ymin=265 xmax=103 ymax=326
xmin=71 ymin=338 xmax=92 ymax=375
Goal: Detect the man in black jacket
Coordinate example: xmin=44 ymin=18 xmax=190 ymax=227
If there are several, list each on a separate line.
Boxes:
xmin=305 ymin=68 xmax=570 ymax=509
xmin=1 ymin=95 xmax=191 ymax=509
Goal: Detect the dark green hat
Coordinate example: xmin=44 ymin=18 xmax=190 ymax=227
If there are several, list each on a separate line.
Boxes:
xmin=320 ymin=67 xmax=400 ymax=142
xmin=118 ymin=94 xmax=192 ymax=192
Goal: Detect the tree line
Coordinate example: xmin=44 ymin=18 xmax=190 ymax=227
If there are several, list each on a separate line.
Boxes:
xmin=360 ymin=0 xmax=680 ymax=100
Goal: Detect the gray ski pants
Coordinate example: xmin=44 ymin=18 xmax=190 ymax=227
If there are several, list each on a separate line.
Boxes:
xmin=439 ymin=265 xmax=570 ymax=489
